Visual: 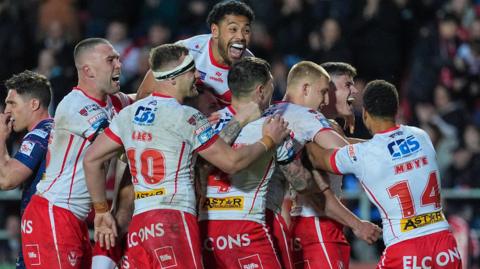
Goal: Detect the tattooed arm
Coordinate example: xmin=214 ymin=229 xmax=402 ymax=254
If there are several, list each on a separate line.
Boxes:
xmin=218 ymin=101 xmax=262 ymax=145
xmin=278 ymin=157 xmax=325 ymax=194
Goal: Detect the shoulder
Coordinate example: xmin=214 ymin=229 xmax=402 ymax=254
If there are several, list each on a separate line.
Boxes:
xmin=109 ymin=92 xmax=133 ymax=110
xmin=177 ymin=34 xmax=210 ymax=51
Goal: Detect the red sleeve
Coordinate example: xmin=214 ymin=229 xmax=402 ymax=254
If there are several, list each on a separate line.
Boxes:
xmin=104 ymin=128 xmax=123 ymax=146
xmin=330 ymin=148 xmax=341 ymax=175
xmin=195 ymin=134 xmax=219 ymax=152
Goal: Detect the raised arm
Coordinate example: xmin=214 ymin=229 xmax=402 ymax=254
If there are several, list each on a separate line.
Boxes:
xmin=0 ymin=113 xmax=35 ymax=190
xmin=305 ymin=142 xmax=337 ymax=173
xmin=200 ymin=114 xmax=290 ymax=174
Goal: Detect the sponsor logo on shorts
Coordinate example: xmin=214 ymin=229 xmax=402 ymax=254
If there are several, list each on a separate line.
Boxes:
xmin=400 ymin=210 xmax=445 ymax=232
xmin=204 ymin=233 xmax=251 ymax=251
xmin=68 ymin=251 xmax=78 ymax=266
xmin=134 ymin=189 xmax=166 ymax=199
xmin=25 ymin=244 xmax=41 ymax=265
xmin=21 ymin=219 xmax=33 ymax=234
xmin=128 ymin=223 xmax=165 ymax=247
xmin=202 ymin=196 xmax=244 ymax=210
xmin=403 ymin=247 xmax=461 ymax=269
xmin=154 ymin=246 xmax=177 ymax=268
xmin=238 ymin=254 xmax=263 ymax=269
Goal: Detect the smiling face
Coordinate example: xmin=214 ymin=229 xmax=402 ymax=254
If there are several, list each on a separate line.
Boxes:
xmin=330 ymin=74 xmax=358 ymax=117
xmin=211 ymin=14 xmax=251 ymax=66
xmin=87 ymin=43 xmax=122 ymax=94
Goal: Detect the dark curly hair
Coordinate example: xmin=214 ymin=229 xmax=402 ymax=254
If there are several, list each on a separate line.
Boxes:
xmin=206 ymin=0 xmax=254 ymax=27
xmin=5 ymin=70 xmax=52 ymax=108
xmin=363 ymin=80 xmax=398 ymax=120
xmin=228 ymin=57 xmax=271 ymax=98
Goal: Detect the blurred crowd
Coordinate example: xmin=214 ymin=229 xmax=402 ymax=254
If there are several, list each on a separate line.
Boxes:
xmin=1 ymin=0 xmax=480 ymax=266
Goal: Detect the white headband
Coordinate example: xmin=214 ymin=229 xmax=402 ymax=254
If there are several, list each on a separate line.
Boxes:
xmin=152 ymin=55 xmax=195 ymax=81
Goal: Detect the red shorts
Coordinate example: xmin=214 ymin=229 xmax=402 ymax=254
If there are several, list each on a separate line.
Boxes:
xmin=266 ymin=209 xmax=294 ymax=269
xmin=200 ymin=219 xmax=283 ymax=269
xmin=126 ymin=209 xmax=202 ymax=269
xmin=291 ymin=216 xmax=349 ymax=269
xmin=21 ymin=195 xmax=92 ymax=269
xmin=92 ymin=234 xmax=134 ymax=269
xmin=377 ymin=230 xmax=462 ymax=269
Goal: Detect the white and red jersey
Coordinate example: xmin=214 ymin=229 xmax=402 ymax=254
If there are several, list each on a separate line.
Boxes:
xmin=199 ymin=105 xmax=297 ymax=223
xmin=262 ymin=102 xmax=333 ymax=215
xmin=105 ymin=92 xmax=218 ymax=216
xmin=36 ymin=87 xmax=132 ymax=220
xmin=177 ymin=34 xmax=253 ymax=105
xmin=331 ymin=125 xmax=450 ymax=246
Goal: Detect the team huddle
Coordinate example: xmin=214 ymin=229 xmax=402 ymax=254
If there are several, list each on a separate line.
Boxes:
xmin=0 ymin=1 xmax=463 ymax=269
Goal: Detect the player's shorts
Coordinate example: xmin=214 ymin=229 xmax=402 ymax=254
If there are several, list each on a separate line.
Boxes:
xmin=126 ymin=209 xmax=202 ymax=269
xmin=200 ymin=218 xmax=283 ymax=269
xmin=92 ymin=234 xmax=134 ymax=269
xmin=21 ymin=195 xmax=92 ymax=269
xmin=291 ymin=216 xmax=349 ymax=269
xmin=377 ymin=230 xmax=462 ymax=269
xmin=266 ymin=209 xmax=294 ymax=269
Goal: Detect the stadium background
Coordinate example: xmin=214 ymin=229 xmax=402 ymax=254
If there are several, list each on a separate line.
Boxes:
xmin=0 ymin=0 xmax=479 ymax=268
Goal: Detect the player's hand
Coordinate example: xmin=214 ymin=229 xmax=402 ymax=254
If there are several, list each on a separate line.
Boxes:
xmin=352 ymin=220 xmax=382 ymax=245
xmin=328 ymin=119 xmax=346 ymax=137
xmin=0 ymin=113 xmax=13 ymax=141
xmin=94 ymin=212 xmax=118 ymax=250
xmin=234 ymin=101 xmax=262 ymax=127
xmin=262 ymin=114 xmax=290 ymax=144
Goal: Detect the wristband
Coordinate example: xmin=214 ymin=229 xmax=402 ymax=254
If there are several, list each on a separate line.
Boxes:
xmin=259 ymin=135 xmax=275 ymax=151
xmin=93 ymin=201 xmax=109 ymax=213
xmin=319 ymin=186 xmax=330 ymax=193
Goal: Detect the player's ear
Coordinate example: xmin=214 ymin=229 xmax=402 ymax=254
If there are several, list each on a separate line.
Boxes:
xmin=83 ymin=65 xmax=94 ymax=78
xmin=302 ymin=83 xmax=310 ymax=97
xmin=211 ymin=23 xmax=219 ymax=39
xmin=30 ymin=98 xmax=41 ymax=111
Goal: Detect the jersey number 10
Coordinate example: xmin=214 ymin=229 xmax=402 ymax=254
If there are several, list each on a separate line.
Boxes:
xmin=126 ymin=148 xmax=165 ymax=185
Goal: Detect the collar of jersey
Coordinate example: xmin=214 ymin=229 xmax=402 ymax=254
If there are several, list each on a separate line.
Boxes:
xmin=73 ymin=87 xmax=107 ymax=107
xmin=152 ymin=92 xmax=174 ymax=98
xmin=376 ymin=125 xmax=401 ymax=134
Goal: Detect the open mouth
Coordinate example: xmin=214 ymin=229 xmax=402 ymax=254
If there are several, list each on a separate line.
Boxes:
xmin=112 ymin=74 xmax=120 ymax=83
xmin=229 ymin=43 xmax=245 ymax=59
xmin=347 ymin=97 xmax=355 ymax=106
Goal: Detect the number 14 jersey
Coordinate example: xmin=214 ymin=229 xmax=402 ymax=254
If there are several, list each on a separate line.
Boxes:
xmin=331 ymin=125 xmax=450 ymax=247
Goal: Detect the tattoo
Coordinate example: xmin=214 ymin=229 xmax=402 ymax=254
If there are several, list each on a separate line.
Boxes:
xmin=279 ymin=158 xmax=314 ymax=193
xmin=219 ymin=118 xmax=242 ymax=145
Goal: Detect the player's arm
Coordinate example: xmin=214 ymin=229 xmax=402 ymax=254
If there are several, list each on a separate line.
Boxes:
xmin=136 ymin=70 xmax=155 ymax=100
xmin=199 ymin=114 xmax=290 ymax=174
xmin=84 ymin=132 xmax=124 ymax=248
xmin=114 ymin=172 xmax=134 ymax=236
xmin=218 ymin=101 xmax=261 ymax=145
xmin=310 ymin=170 xmax=381 ymax=244
xmin=277 ymin=157 xmax=317 ymax=194
xmin=0 ymin=113 xmax=36 ymax=189
xmin=305 ymin=142 xmax=337 ymax=174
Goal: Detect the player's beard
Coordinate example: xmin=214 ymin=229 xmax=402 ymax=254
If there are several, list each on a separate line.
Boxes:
xmin=217 ymin=38 xmax=232 ymax=66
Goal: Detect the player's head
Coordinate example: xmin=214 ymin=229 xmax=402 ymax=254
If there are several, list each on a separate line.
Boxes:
xmin=4 ymin=70 xmax=52 ymax=132
xmin=362 ymin=80 xmax=398 ymax=132
xmin=184 ymin=84 xmax=221 ymax=116
xmin=207 ymin=0 xmax=254 ymax=66
xmin=74 ymin=38 xmax=121 ymax=94
xmin=149 ymin=43 xmax=199 ymax=99
xmin=286 ymin=61 xmax=331 ymax=110
xmin=320 ymin=62 xmax=358 ymax=117
xmin=228 ymin=57 xmax=272 ymax=110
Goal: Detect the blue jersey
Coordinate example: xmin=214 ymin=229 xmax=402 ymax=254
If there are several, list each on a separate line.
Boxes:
xmin=13 ymin=118 xmax=53 ymax=269
xmin=14 ymin=118 xmax=53 ymax=215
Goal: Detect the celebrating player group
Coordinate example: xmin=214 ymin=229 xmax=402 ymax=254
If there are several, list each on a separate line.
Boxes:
xmin=0 ymin=1 xmax=462 ymax=269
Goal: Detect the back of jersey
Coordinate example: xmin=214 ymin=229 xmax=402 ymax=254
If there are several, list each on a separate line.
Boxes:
xmin=107 ymin=93 xmax=217 ymax=216
xmin=333 ymin=125 xmax=450 ymax=246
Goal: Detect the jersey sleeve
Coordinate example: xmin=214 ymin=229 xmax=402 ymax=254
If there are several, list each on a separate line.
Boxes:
xmin=104 ymin=113 xmax=124 ymax=146
xmin=181 ymin=106 xmax=218 ymax=151
xmin=293 ymin=109 xmax=332 ymax=144
xmin=276 ymin=135 xmax=300 ymax=164
xmin=14 ymin=133 xmax=49 ymax=171
xmin=332 ymin=143 xmax=364 ymax=177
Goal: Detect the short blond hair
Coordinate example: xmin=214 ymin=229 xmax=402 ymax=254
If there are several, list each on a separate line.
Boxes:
xmin=287 ymin=61 xmax=330 ymax=87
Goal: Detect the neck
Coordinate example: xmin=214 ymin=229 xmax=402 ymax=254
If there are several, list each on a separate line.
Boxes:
xmin=77 ymin=79 xmax=107 ymax=102
xmin=231 ymin=98 xmax=253 ymax=112
xmin=371 ymin=119 xmax=397 ymax=134
xmin=283 ymin=91 xmax=310 ymax=108
xmin=211 ymin=40 xmax=227 ymax=66
xmin=27 ymin=110 xmax=51 ymax=131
